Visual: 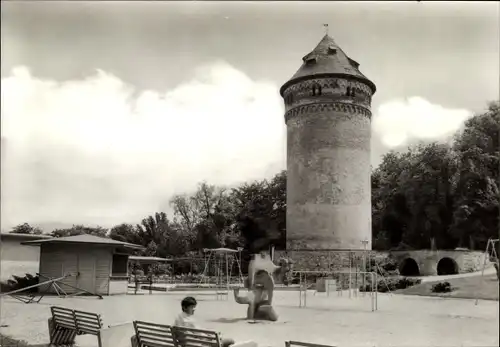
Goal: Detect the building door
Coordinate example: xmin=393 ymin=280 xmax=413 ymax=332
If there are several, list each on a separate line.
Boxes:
xmin=77 ymin=252 xmax=96 ymax=294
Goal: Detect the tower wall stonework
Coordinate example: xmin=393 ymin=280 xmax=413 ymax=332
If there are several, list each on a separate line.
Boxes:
xmin=283 ymin=76 xmax=373 ymax=251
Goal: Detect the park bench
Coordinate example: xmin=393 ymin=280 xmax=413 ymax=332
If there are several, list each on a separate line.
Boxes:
xmin=173 ymin=326 xmax=223 ymax=347
xmin=132 ymin=320 xmax=176 ymax=347
xmin=48 ymin=306 xmax=103 ymax=346
xmin=132 ymin=320 xmax=224 ymax=347
xmin=285 ymin=341 xmax=336 ymax=347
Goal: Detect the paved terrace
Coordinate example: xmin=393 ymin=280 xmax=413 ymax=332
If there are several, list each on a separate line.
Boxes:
xmin=0 ymin=290 xmax=498 ymax=347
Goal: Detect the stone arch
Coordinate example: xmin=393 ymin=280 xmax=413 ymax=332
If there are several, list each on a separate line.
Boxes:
xmin=437 ymin=257 xmax=459 ymax=275
xmin=399 ymin=258 xmax=420 ymax=276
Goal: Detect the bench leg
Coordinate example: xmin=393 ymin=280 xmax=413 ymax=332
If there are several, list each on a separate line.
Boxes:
xmin=48 ymin=317 xmax=77 ymax=346
xmin=131 ymin=334 xmax=139 ymax=347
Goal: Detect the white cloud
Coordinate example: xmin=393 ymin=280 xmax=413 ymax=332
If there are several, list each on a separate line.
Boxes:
xmin=372 ymin=97 xmax=472 ymax=148
xmin=1 ymin=62 xmax=286 ymax=230
xmin=0 ymin=66 xmax=474 ymax=231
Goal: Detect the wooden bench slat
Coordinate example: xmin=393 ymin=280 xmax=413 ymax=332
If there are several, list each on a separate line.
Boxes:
xmin=138 ymin=340 xmax=175 ymax=347
xmin=54 ymin=318 xmax=75 ymax=326
xmin=183 ymin=342 xmax=216 ymax=347
xmin=173 ymin=326 xmax=218 ymax=336
xmin=137 ymin=327 xmax=172 ymax=335
xmin=182 ymin=337 xmax=219 ymax=346
xmin=181 ymin=334 xmax=218 ymax=342
xmin=137 ymin=330 xmax=174 ymax=339
xmin=173 ymin=326 xmax=221 ymax=347
xmin=75 ymin=315 xmax=101 ymax=323
xmin=134 ymin=321 xmax=175 ymax=347
xmin=139 ymin=336 xmax=176 ymax=347
xmin=74 ymin=309 xmax=100 ymax=316
xmin=140 ymin=336 xmax=174 ymax=344
xmin=76 ymin=321 xmax=101 ymax=329
xmin=53 ymin=311 xmax=74 ymax=318
xmin=53 ymin=320 xmax=74 ymax=327
xmin=286 ymin=341 xmax=336 ymax=347
xmin=135 ymin=320 xmax=172 ymax=328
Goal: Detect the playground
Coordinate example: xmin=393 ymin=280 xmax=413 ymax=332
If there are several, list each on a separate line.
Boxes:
xmin=1 ymin=289 xmax=499 ymax=347
xmin=1 ymin=243 xmax=498 ymax=346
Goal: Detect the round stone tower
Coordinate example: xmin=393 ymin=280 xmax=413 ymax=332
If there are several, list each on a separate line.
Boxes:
xmin=280 ymin=34 xmax=376 ymax=252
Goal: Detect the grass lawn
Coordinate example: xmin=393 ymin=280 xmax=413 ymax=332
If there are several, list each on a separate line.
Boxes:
xmin=396 ymin=273 xmax=499 ymax=300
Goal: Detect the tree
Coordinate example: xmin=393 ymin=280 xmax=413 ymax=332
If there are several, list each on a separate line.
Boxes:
xmin=109 ymin=223 xmax=140 ymax=244
xmin=170 ymin=194 xmax=201 ymax=234
xmin=231 ymin=171 xmax=286 ymax=253
xmin=372 ymin=143 xmax=458 ymax=250
xmin=451 ymin=101 xmax=500 ymax=250
xmin=186 ymin=182 xmax=237 ymax=250
xmin=135 ymin=212 xmax=190 ymax=257
xmin=399 ymin=143 xmax=458 ymax=249
xmin=371 ymin=100 xmax=500 ymax=251
xmin=50 ymin=225 xmax=108 ymax=238
xmin=10 ymin=223 xmax=43 ymax=235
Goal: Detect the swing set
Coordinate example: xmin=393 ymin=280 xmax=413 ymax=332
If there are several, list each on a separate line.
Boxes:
xmin=475 ymin=237 xmax=499 ymax=305
xmin=199 ymin=247 xmax=244 ymax=300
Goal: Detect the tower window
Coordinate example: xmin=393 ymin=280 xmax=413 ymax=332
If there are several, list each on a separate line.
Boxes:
xmin=312 ymin=84 xmax=322 ymax=96
xmin=305 ymin=57 xmax=317 ymax=66
xmin=346 ymin=86 xmax=356 ymax=97
xmin=328 ymin=46 xmax=337 ymax=54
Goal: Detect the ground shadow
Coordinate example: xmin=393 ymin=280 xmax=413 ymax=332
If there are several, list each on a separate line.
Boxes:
xmin=208 ymin=317 xmax=248 ymax=323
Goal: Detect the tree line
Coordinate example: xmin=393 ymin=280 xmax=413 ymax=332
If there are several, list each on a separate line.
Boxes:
xmin=9 ymin=101 xmax=499 ymax=257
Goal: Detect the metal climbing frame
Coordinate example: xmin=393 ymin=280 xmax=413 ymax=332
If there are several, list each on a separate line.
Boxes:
xmin=199 ymin=247 xmax=244 ymax=300
xmin=294 ymin=270 xmax=378 ymax=311
xmin=475 ymin=238 xmax=499 ymax=305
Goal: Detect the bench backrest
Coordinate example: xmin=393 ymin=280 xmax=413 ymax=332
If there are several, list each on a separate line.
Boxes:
xmin=51 ymin=306 xmax=103 ymax=336
xmin=285 ymin=341 xmax=336 ymax=347
xmin=51 ymin=306 xmax=77 ymax=330
xmin=133 ymin=320 xmax=175 ymax=347
xmin=74 ymin=309 xmax=103 ymax=335
xmin=172 ymin=326 xmax=221 ymax=347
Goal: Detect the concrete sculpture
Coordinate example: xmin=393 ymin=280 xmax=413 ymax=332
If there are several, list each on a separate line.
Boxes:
xmin=234 ymin=253 xmax=292 ymax=321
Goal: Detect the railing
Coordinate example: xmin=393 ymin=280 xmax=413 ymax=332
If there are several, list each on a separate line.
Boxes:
xmin=292 ymin=270 xmax=378 ymax=311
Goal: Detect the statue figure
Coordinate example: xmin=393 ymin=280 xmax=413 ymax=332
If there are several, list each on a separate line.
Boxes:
xmin=234 ymin=252 xmax=292 ymax=322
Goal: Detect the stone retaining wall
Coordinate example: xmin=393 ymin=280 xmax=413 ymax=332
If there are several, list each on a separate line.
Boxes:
xmin=274 ymin=249 xmax=382 ymax=290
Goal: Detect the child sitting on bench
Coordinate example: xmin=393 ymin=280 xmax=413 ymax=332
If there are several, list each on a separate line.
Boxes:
xmin=174 ymin=296 xmax=236 ymax=347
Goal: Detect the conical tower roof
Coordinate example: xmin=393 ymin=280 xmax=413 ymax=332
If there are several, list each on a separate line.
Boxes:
xmin=280 ymin=35 xmax=376 ymax=96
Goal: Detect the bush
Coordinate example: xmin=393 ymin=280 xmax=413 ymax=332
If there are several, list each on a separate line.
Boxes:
xmin=431 ymin=281 xmax=453 ymax=293
xmin=0 ymin=273 xmax=39 ymax=293
xmin=359 ymin=277 xmax=421 ymax=293
xmin=366 ymin=257 xmax=399 ymax=276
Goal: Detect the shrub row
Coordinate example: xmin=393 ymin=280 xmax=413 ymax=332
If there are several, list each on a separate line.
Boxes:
xmin=359 ymin=277 xmax=422 ymax=293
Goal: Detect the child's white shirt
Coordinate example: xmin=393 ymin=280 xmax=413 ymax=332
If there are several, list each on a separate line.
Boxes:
xmin=174 ymin=312 xmax=198 ymax=329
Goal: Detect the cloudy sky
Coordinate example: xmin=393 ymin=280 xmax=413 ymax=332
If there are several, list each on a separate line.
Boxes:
xmin=1 ymin=1 xmax=498 ymax=232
